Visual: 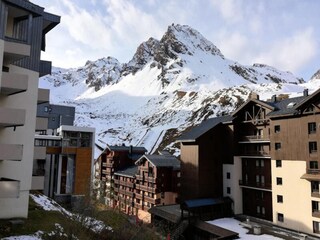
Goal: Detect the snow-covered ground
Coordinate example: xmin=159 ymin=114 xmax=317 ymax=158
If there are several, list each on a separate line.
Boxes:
xmin=208 ymin=218 xmax=283 ymax=239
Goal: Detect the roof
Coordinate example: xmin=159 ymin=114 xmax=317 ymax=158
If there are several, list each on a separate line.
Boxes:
xmin=192 ymin=220 xmax=238 ymax=239
xmin=148 ymin=204 xmax=184 ymax=224
xmin=114 ymin=165 xmax=138 ymax=178
xmin=232 ymin=98 xmax=275 ymax=117
xmin=266 ymin=96 xmax=306 ymax=117
xmin=135 ymin=154 xmax=180 ymax=169
xmin=176 ymin=115 xmax=233 ymax=142
xmin=182 ymin=197 xmax=232 ymax=209
xmin=107 ymin=145 xmax=147 ymax=153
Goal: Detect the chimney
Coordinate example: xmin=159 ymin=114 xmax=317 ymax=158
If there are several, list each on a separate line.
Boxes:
xmin=271 ymin=95 xmax=277 ymax=102
xmin=249 ymin=92 xmax=259 ymax=100
xmin=303 ymin=89 xmax=309 ymax=97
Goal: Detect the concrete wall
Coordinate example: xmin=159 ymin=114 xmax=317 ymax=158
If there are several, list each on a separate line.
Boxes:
xmin=0 ymin=64 xmax=39 ymax=218
xmin=272 ymin=159 xmax=316 ymax=236
xmin=223 ymin=157 xmax=243 ymax=214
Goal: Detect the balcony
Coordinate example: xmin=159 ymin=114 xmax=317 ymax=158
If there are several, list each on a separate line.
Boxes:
xmin=0 ymin=72 xmax=28 ymax=95
xmin=102 ymin=162 xmax=113 ymax=168
xmin=144 ymin=195 xmax=160 ymax=205
xmin=239 ymin=151 xmax=270 ymax=158
xmin=239 ymin=135 xmax=270 ymax=143
xmin=135 ymin=192 xmax=143 ymax=200
xmin=0 ymin=143 xmax=23 ymax=161
xmin=3 ymin=40 xmax=31 ymax=65
xmin=0 ymin=178 xmax=20 ymax=198
xmin=31 ymin=176 xmax=44 ymax=190
xmin=119 ymin=189 xmax=134 ymax=198
xmin=39 ymin=60 xmax=52 ymax=77
xmin=239 ymin=180 xmax=271 ymax=190
xmin=37 ymin=88 xmax=50 ymax=104
xmin=136 ymin=175 xmax=144 ymax=181
xmin=34 ymin=146 xmax=46 ymax=159
xmin=0 ymin=107 xmax=25 ymax=127
xmin=312 ymin=191 xmax=320 ymax=198
xmin=313 ymin=210 xmax=320 ymax=218
xmin=35 ymin=117 xmax=48 ymax=131
xmin=146 ymin=176 xmax=156 ymax=183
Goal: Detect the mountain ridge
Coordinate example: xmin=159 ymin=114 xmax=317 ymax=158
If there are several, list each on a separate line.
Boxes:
xmin=40 ymin=24 xmax=318 ymax=156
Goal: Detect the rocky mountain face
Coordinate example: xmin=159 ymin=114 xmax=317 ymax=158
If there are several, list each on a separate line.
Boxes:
xmin=311 ymin=69 xmax=320 ymax=81
xmin=40 ymin=24 xmax=314 ymax=156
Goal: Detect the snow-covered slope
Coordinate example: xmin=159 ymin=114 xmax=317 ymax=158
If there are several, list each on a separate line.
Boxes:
xmin=40 ymin=24 xmax=315 ymax=156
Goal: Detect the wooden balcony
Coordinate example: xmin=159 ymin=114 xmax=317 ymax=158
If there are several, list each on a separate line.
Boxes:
xmin=239 ymin=151 xmax=270 ymax=158
xmin=136 ymin=184 xmax=157 ymax=193
xmin=146 ymin=176 xmax=156 ymax=183
xmin=239 ymin=180 xmax=271 ymax=190
xmin=136 ymin=175 xmax=144 ymax=181
xmin=239 ymin=135 xmax=270 ymax=143
xmin=144 ymin=195 xmax=160 ymax=205
xmin=119 ymin=189 xmax=134 ymax=198
xmin=135 ymin=192 xmax=143 ymax=200
xmin=0 ymin=72 xmax=28 ymax=95
xmin=0 ymin=178 xmax=20 ymax=198
xmin=0 ymin=143 xmax=23 ymax=161
xmin=102 ymin=162 xmax=113 ymax=168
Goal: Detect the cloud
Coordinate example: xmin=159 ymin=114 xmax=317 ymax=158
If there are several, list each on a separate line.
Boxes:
xmin=253 ymin=27 xmax=318 ymax=73
xmin=210 ymin=0 xmax=244 ymax=23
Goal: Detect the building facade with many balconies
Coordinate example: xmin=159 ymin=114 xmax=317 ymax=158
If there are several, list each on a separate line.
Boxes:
xmin=0 ymin=0 xmax=59 ymax=218
xmin=178 ymin=88 xmax=320 ymax=237
xmin=112 ymin=152 xmax=181 ymax=222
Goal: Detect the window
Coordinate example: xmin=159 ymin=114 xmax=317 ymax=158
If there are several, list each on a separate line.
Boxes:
xmin=312 ymin=201 xmax=319 ymax=212
xmin=261 ymin=159 xmax=265 ymax=167
xmin=227 ymin=187 xmax=231 ymax=194
xmin=274 ymin=125 xmax=280 ymax=133
xmin=278 ymin=213 xmax=284 ymax=222
xmin=309 ymin=142 xmax=318 ymax=153
xmin=226 ymin=172 xmax=231 ymax=179
xmin=276 ymin=177 xmax=283 ymax=185
xmin=312 ymin=181 xmax=320 ymax=193
xmin=313 ymin=221 xmax=320 ymax=234
xmin=309 ymin=122 xmax=317 ymax=134
xmin=276 ymin=160 xmax=282 ymax=167
xmin=261 ymin=207 xmax=265 ymax=215
xmin=310 ymin=161 xmax=319 ymax=169
xmin=256 ymin=206 xmax=260 ymax=214
xmin=275 ymin=143 xmax=281 ymax=150
xmin=277 ymin=195 xmax=283 ymax=203
xmin=44 ymin=106 xmax=48 ymax=112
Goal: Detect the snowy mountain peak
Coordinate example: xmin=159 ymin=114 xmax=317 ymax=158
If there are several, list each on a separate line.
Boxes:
xmin=161 ymin=24 xmax=224 ymax=58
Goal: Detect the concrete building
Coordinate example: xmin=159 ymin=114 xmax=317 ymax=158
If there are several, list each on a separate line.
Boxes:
xmin=177 ymin=88 xmax=320 ymax=237
xmin=0 ymin=0 xmax=59 ymax=218
xmin=33 ymin=103 xmax=95 ymax=202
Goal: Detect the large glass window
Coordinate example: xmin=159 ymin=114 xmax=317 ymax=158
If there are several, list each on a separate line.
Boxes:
xmin=309 ymin=142 xmax=318 ymax=154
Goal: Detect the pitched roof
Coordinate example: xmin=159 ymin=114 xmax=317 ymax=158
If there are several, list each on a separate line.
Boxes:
xmin=136 ymin=154 xmax=180 ymax=169
xmin=107 ymin=145 xmax=147 ymax=153
xmin=176 ymin=115 xmax=233 ymax=142
xmin=114 ymin=165 xmax=138 ymax=177
xmin=266 ymin=96 xmax=306 ymax=117
xmin=231 ymin=98 xmax=275 ymax=117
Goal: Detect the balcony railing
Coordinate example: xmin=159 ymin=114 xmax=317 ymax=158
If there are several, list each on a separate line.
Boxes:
xmin=144 ymin=195 xmax=160 ymax=205
xmin=119 ymin=189 xmax=134 ymax=198
xmin=312 ymin=210 xmax=320 ymax=218
xmin=135 ymin=192 xmax=143 ymax=200
xmin=0 ymin=143 xmax=23 ymax=161
xmin=312 ymin=191 xmax=320 ymax=198
xmin=3 ymin=40 xmax=30 ymax=65
xmin=240 ymin=135 xmax=270 ymax=142
xmin=37 ymin=88 xmax=50 ymax=104
xmin=307 ymin=169 xmax=320 ymax=175
xmin=102 ymin=162 xmax=113 ymax=168
xmin=0 ymin=72 xmax=28 ymax=95
xmin=39 ymin=60 xmax=52 ymax=77
xmin=239 ymin=151 xmax=270 ymax=157
xmin=239 ymin=180 xmax=271 ymax=190
xmin=0 ymin=178 xmax=20 ymax=198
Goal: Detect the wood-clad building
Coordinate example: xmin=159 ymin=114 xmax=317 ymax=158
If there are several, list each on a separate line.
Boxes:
xmin=178 ymin=88 xmax=320 ymax=237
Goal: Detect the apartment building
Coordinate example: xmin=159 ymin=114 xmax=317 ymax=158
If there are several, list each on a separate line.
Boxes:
xmin=33 ymin=103 xmax=95 ymax=202
xmin=0 ymin=0 xmax=59 ymax=218
xmin=178 ymin=88 xmax=320 ymax=236
xmin=95 ymin=145 xmax=147 ymax=205
xmin=113 ymin=152 xmax=181 ymax=222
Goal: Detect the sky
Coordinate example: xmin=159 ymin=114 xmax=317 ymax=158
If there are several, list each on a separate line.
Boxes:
xmin=32 ymin=0 xmax=320 ymax=81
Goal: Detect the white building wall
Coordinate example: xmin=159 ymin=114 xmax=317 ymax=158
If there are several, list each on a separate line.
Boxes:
xmin=0 ymin=64 xmax=39 ymax=218
xmin=272 ymin=159 xmax=317 ymax=236
xmin=223 ymin=157 xmax=243 ymax=214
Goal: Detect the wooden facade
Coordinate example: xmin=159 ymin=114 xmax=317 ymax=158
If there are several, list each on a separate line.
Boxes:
xmin=178 ymin=88 xmax=320 ymax=236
